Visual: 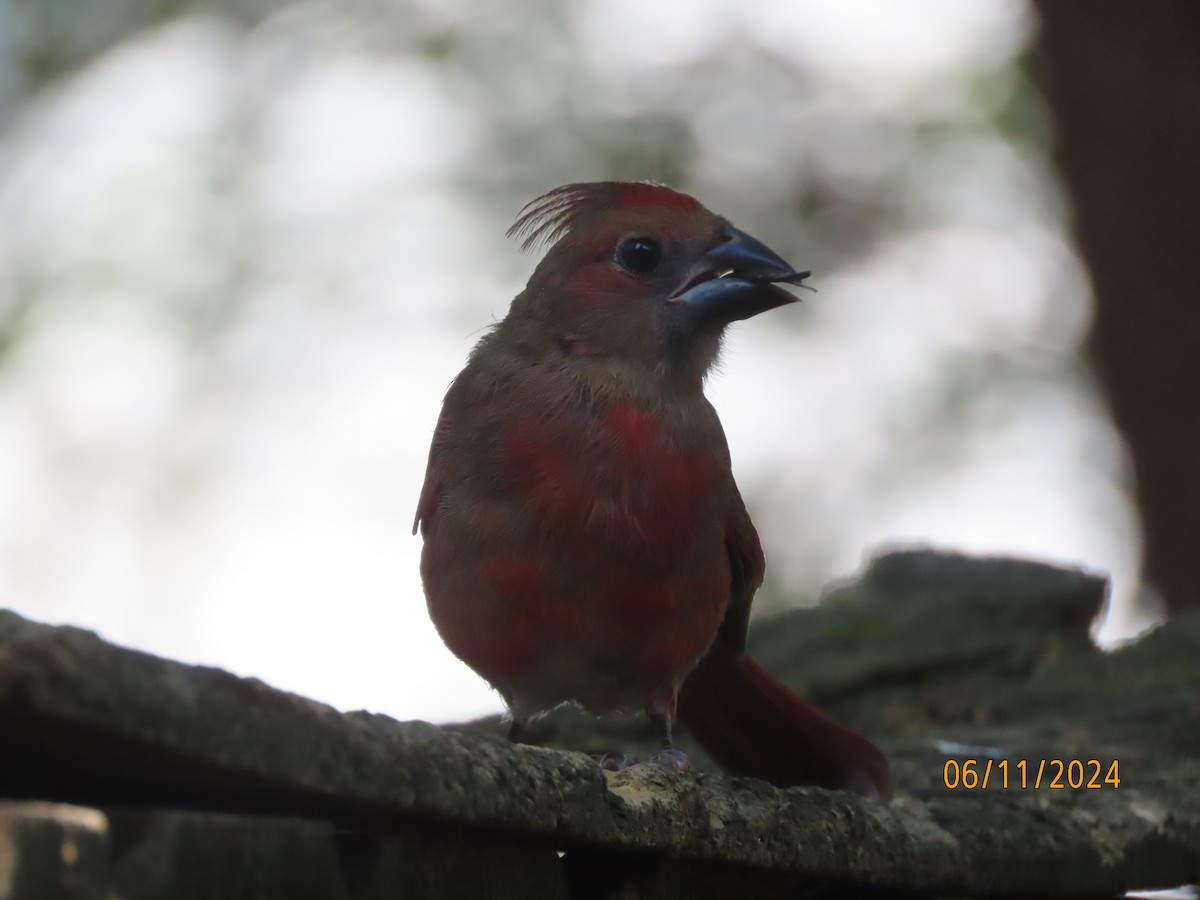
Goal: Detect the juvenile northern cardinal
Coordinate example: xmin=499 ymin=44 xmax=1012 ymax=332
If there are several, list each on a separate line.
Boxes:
xmin=415 ymin=182 xmax=890 ymax=799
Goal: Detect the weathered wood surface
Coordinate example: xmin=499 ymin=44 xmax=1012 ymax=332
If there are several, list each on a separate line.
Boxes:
xmin=1 ymin=550 xmax=1197 ymax=897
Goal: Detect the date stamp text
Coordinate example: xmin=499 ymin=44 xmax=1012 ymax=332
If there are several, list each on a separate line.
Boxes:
xmin=942 ymin=758 xmax=1121 ymax=790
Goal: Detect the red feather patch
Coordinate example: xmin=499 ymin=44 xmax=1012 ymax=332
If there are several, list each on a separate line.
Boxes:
xmin=507 ymin=181 xmax=702 ymax=252
xmin=615 ymin=183 xmax=700 ymax=210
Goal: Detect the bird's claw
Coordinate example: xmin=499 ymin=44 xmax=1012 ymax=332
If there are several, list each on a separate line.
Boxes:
xmin=650 ymin=746 xmax=690 ymax=773
xmin=594 ymin=753 xmax=635 ymax=772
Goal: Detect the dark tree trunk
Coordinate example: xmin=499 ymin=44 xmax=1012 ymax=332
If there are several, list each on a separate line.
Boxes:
xmin=1032 ymin=0 xmax=1200 ymax=612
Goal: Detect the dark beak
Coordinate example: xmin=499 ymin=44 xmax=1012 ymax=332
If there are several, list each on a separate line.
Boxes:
xmin=672 ymin=225 xmax=809 ymax=325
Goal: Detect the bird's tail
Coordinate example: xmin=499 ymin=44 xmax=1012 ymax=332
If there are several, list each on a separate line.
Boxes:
xmin=676 ymin=646 xmax=892 ymax=800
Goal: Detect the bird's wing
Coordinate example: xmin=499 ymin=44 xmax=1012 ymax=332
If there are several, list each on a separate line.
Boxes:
xmin=714 ymin=485 xmax=766 ymax=653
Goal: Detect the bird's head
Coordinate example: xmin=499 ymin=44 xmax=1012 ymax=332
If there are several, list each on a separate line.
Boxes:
xmin=503 ymin=182 xmax=808 ymax=387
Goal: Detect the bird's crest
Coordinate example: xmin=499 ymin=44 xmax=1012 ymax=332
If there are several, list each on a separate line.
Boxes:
xmin=507 ymin=182 xmax=702 ymax=253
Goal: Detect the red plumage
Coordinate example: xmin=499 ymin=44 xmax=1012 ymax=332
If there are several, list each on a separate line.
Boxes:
xmin=416 ymin=182 xmax=890 ymax=799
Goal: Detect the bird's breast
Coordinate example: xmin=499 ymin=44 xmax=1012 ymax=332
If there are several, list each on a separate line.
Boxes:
xmin=501 ymin=400 xmax=727 ymax=563
xmin=421 ymin=383 xmax=733 ymax=710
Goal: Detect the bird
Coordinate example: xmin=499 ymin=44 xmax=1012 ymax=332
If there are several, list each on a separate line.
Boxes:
xmin=414 ymin=181 xmax=890 ymax=799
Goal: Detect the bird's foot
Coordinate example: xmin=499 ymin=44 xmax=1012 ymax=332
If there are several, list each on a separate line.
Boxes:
xmin=593 ymin=752 xmax=636 ymax=771
xmin=650 ymin=746 xmax=690 ymax=773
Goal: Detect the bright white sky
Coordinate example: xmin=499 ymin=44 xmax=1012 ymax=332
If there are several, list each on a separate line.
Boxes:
xmin=0 ymin=0 xmax=1143 ymax=724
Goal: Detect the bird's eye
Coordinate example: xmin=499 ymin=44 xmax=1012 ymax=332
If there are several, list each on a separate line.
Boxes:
xmin=615 ymin=237 xmax=662 ymax=275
